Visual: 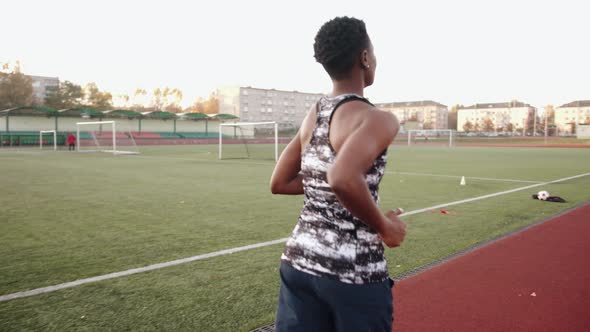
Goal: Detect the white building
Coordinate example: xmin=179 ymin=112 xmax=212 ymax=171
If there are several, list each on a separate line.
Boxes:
xmin=554 ymin=100 xmax=590 ymax=135
xmin=29 ymin=75 xmax=59 ymax=105
xmin=457 ymin=101 xmax=536 ymax=133
xmin=374 ymin=100 xmax=448 ymax=129
xmin=216 ymin=87 xmax=324 ymax=129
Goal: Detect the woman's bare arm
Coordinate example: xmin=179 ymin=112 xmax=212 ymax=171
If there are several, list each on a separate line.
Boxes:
xmin=327 ymin=110 xmax=406 ymax=247
xmin=269 ymin=132 xmax=304 ymax=195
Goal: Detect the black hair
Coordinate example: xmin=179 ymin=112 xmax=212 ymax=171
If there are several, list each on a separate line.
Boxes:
xmin=313 ymin=16 xmax=371 ymax=80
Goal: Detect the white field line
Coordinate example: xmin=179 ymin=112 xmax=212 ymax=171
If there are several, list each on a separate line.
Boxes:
xmin=388 ymin=171 xmax=543 ymax=184
xmin=0 ymin=239 xmax=288 ymax=303
xmin=1 ymin=172 xmax=589 ymax=303
xmin=398 ymin=172 xmax=590 ymax=217
xmin=103 ymin=154 xmax=544 ymax=183
xmin=132 ymin=154 xmax=273 ymax=166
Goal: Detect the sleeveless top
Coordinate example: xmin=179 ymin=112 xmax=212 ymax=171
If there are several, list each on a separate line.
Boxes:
xmin=281 ymin=94 xmax=389 ymax=284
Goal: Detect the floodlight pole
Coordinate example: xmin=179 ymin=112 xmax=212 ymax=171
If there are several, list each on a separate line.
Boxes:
xmin=449 ymin=130 xmax=453 ymax=147
xmin=219 ymin=124 xmax=222 ymax=159
xmin=533 ymin=108 xmax=537 ymax=136
xmin=76 ymin=126 xmax=80 ymax=151
xmin=274 ymin=122 xmax=278 ymax=162
xmin=113 ymin=121 xmax=117 ymax=153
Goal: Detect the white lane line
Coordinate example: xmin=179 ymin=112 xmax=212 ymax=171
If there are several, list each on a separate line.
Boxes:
xmin=1 ymin=172 xmax=588 ymax=303
xmin=388 ymin=171 xmax=543 ymax=184
xmin=0 ymin=239 xmax=288 ymax=303
xmin=398 ymin=172 xmax=590 ymax=217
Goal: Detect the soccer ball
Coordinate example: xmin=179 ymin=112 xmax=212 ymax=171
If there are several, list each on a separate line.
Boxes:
xmin=537 ymin=190 xmax=550 ymax=201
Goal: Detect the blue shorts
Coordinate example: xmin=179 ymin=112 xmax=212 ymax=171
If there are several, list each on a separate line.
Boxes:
xmin=275 ymin=261 xmax=394 ymax=332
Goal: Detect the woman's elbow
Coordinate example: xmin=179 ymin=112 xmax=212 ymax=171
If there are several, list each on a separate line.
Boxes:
xmin=327 ymin=169 xmax=353 ymax=195
xmin=270 ymin=181 xmax=280 ymax=194
xmin=270 ymin=177 xmax=285 ymax=194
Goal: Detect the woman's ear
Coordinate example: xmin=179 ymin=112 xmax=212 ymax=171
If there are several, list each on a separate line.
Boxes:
xmin=361 ymin=50 xmax=370 ymax=69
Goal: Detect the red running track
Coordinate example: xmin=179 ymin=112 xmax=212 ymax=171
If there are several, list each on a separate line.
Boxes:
xmin=394 ymin=203 xmax=590 ymax=332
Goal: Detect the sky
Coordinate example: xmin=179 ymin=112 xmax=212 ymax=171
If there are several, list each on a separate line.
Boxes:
xmin=2 ymin=0 xmax=588 ymax=110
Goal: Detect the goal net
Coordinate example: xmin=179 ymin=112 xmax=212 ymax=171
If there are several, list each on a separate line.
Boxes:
xmin=407 ymin=129 xmax=454 ymax=147
xmin=219 ymin=121 xmax=278 ymax=161
xmin=76 ymin=121 xmax=140 ymax=155
xmin=39 ymin=130 xmax=57 ymax=151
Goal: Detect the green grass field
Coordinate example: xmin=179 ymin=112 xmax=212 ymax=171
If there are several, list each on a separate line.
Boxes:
xmin=1 ymin=144 xmax=589 ymax=331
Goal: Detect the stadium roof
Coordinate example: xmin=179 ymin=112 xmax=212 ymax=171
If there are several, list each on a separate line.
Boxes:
xmin=179 ymin=112 xmax=210 ymax=120
xmin=103 ymin=109 xmax=143 ymax=118
xmin=558 ymin=100 xmax=590 ymax=108
xmin=213 ymin=113 xmax=239 ymax=120
xmin=141 ymin=111 xmax=177 ymax=119
xmin=59 ymin=107 xmax=104 ymax=118
xmin=0 ymin=106 xmax=58 ymax=116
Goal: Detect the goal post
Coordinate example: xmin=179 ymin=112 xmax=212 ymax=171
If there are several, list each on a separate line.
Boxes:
xmin=219 ymin=121 xmax=278 ymax=161
xmin=39 ymin=130 xmax=57 ymax=151
xmin=76 ymin=120 xmax=140 ymax=155
xmin=408 ymin=129 xmax=454 ymax=147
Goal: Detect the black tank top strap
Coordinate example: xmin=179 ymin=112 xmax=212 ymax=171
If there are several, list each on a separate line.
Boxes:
xmin=313 ymin=94 xmax=372 ymax=140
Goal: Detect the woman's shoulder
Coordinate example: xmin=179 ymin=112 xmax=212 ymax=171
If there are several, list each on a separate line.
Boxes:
xmin=371 ymin=107 xmax=399 ymax=124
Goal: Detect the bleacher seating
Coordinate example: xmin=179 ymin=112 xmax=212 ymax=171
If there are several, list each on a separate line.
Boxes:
xmin=177 ymin=132 xmax=218 ymax=139
xmin=157 ymin=132 xmax=183 ymax=139
xmin=0 ymin=131 xmax=66 ymax=146
xmin=92 ymin=132 xmax=129 ymax=139
xmin=130 ymin=131 xmax=160 ymax=138
xmin=0 ymin=130 xmax=222 ymax=146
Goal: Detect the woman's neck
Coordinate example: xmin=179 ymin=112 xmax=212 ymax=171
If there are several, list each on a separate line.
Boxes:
xmin=330 ymin=78 xmax=365 ymax=97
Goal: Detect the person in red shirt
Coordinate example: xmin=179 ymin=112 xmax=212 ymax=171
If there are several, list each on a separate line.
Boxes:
xmin=67 ymin=133 xmax=76 ymax=151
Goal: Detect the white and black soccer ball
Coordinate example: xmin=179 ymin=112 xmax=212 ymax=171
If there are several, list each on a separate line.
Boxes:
xmin=537 ymin=190 xmax=550 ymax=201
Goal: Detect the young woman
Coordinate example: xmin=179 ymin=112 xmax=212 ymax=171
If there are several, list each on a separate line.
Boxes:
xmin=270 ymin=16 xmax=407 ymax=332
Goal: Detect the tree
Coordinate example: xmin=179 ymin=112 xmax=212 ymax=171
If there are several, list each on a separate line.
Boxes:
xmin=162 ymin=87 xmax=183 ymax=113
xmin=447 ymin=104 xmax=463 ymax=130
xmin=148 ymin=87 xmax=183 ymax=111
xmin=84 ymin=83 xmax=112 ymax=110
xmin=44 ymin=81 xmax=84 ymax=109
xmin=447 ymin=112 xmax=457 ymax=130
xmin=187 ymin=93 xmax=219 ymax=114
xmin=152 ymin=88 xmax=162 ymax=110
xmin=185 ymin=97 xmax=205 ymax=113
xmin=482 ymin=117 xmax=495 ymax=132
xmin=131 ymin=88 xmax=149 ymax=108
xmin=0 ymin=62 xmax=33 ymax=109
xmin=164 ymin=104 xmax=183 ymax=113
xmin=202 ymin=93 xmax=219 ymax=114
xmin=544 ymin=105 xmax=555 ymax=134
xmin=113 ymin=94 xmax=130 ymax=108
xmin=506 ymin=123 xmax=515 ymax=133
xmin=463 ymin=121 xmax=474 ymax=133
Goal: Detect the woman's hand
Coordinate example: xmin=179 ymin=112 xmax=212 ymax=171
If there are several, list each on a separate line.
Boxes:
xmin=379 ymin=209 xmax=407 ymax=248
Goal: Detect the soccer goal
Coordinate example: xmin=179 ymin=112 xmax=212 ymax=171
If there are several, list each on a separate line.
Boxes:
xmin=76 ymin=121 xmax=140 ymax=155
xmin=407 ymin=129 xmax=454 ymax=147
xmin=39 ymin=130 xmax=57 ymax=151
xmin=219 ymin=121 xmax=278 ymax=161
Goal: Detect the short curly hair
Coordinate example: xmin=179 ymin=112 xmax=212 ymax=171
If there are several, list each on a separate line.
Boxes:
xmin=313 ymin=17 xmax=370 ymax=80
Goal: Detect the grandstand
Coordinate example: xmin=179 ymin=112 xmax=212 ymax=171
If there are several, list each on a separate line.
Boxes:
xmin=0 ymin=107 xmax=237 ymax=147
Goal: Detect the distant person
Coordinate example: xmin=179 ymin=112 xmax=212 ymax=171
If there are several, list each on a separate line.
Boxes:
xmin=67 ymin=133 xmax=76 ymax=151
xmin=270 ymin=17 xmax=406 ymax=331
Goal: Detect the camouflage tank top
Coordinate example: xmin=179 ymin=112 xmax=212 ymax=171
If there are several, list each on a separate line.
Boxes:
xmin=281 ymin=94 xmax=389 ymax=284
